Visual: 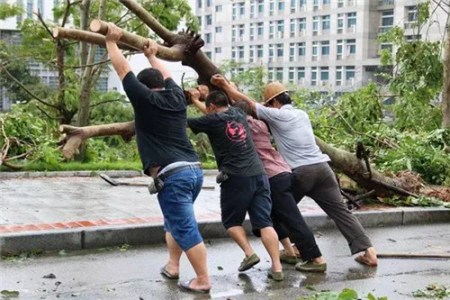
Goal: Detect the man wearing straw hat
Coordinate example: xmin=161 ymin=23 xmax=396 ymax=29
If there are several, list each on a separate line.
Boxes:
xmin=211 ymin=74 xmax=378 ymax=268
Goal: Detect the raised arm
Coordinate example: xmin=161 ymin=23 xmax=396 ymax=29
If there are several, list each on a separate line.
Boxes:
xmin=143 ymin=39 xmax=171 ymax=79
xmin=186 ymin=88 xmax=208 ymax=114
xmin=210 ymin=74 xmax=257 ymax=113
xmin=105 ymin=23 xmax=131 ymax=80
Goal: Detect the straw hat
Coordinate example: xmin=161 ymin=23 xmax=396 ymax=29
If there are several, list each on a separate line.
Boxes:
xmin=263 ymin=81 xmax=288 ymax=105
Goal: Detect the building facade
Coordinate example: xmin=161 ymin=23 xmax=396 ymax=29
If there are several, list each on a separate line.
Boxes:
xmin=196 ymin=0 xmax=446 ymax=93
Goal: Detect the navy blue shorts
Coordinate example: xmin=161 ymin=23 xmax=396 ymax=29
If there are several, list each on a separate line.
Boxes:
xmin=220 ymin=173 xmax=273 ymax=230
xmin=157 ymin=165 xmax=203 ymax=251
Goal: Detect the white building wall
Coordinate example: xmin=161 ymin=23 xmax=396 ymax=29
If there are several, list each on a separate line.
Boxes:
xmin=195 ymin=0 xmax=446 ymax=94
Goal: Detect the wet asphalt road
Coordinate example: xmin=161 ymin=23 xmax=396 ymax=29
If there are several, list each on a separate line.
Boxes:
xmin=1 ymin=223 xmax=449 ymax=300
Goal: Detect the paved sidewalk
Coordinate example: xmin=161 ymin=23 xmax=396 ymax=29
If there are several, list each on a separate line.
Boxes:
xmin=1 ymin=171 xmax=449 ymax=254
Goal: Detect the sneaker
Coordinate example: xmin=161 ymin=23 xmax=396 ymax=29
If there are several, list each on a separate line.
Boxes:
xmin=268 ymin=269 xmax=284 ymax=281
xmin=280 ymin=251 xmax=299 ymax=265
xmin=295 ymin=260 xmax=327 ymax=273
xmin=238 ymin=253 xmax=260 ymax=272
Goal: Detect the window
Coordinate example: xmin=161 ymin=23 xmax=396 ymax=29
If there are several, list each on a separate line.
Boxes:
xmin=313 ymin=16 xmax=319 ymax=35
xmin=276 ymin=67 xmax=283 ymax=81
xmin=205 ymin=33 xmax=211 ymax=43
xmin=215 ymin=26 xmax=222 ymax=33
xmin=238 ymin=46 xmax=244 ymax=59
xmin=297 ymin=67 xmax=305 ymax=81
xmin=215 ymin=47 xmax=222 ymax=54
xmin=257 ymin=22 xmax=264 ymax=36
xmin=313 ymin=0 xmax=319 ymax=11
xmin=37 ymin=0 xmax=44 ymax=13
xmin=206 ymin=0 xmax=211 ymax=7
xmin=322 ymin=15 xmax=330 ymax=31
xmin=289 ymin=67 xmax=295 ymax=80
xmin=336 ymin=66 xmax=343 ymax=86
xmin=277 ymin=20 xmax=284 ymax=38
xmin=311 ymin=67 xmax=318 ymax=86
xmin=269 ymin=21 xmax=275 ymax=38
xmin=289 ymin=43 xmax=296 ymax=61
xmin=232 ymin=47 xmax=236 ymax=59
xmin=276 ymin=43 xmax=284 ymax=57
xmin=257 ymin=45 xmax=263 ymax=58
xmin=239 ymin=2 xmax=245 ymax=16
xmin=312 ymin=41 xmax=318 ymax=60
xmin=299 ymin=17 xmax=306 ymax=34
xmin=345 ymin=66 xmax=355 ymax=80
xmin=238 ymin=24 xmax=245 ymax=39
xmin=249 ymin=45 xmax=254 ymax=62
xmin=346 ymin=39 xmax=356 ymax=54
xmin=278 ymin=1 xmax=285 ymax=12
xmin=406 ymin=6 xmax=417 ymax=23
xmin=269 ymin=44 xmax=274 ymax=61
xmin=250 ymin=23 xmax=255 ymax=40
xmin=320 ymin=67 xmax=329 ymax=81
xmin=258 ymin=0 xmax=264 ymax=14
xmin=197 ymin=0 xmax=202 ymax=8
xmin=268 ymin=68 xmax=274 ymax=80
xmin=290 ymin=19 xmax=296 ymax=37
xmin=322 ymin=0 xmax=330 ymax=4
xmin=321 ymin=41 xmax=330 ymax=55
xmin=270 ymin=0 xmax=275 ymax=15
xmin=337 ymin=13 xmax=344 ymax=33
xmin=250 ymin=3 xmax=255 ymax=17
xmin=298 ymin=42 xmax=306 ymax=57
xmin=206 ymin=15 xmax=212 ymax=25
xmin=205 ymin=51 xmax=211 ymax=59
xmin=232 ymin=3 xmax=237 ymax=20
xmin=232 ymin=25 xmax=236 ymax=42
xmin=380 ymin=10 xmax=394 ymax=33
xmin=338 ymin=0 xmax=344 ymax=7
xmin=215 ymin=5 xmax=222 ymax=12
xmin=336 ymin=39 xmax=343 ymax=59
xmin=290 ymin=0 xmax=297 ymax=13
xmin=198 ymin=16 xmax=202 ymax=26
xmin=347 ymin=12 xmax=356 ymax=29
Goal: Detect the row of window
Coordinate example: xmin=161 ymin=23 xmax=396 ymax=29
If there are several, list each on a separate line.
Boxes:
xmin=227 ymin=40 xmax=356 ymax=61
xmin=267 ymin=66 xmax=356 ymax=86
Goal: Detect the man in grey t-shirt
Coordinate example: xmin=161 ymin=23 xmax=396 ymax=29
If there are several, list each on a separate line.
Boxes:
xmin=211 ymin=75 xmax=378 ymax=268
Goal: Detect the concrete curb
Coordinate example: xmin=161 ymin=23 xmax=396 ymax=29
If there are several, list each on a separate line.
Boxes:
xmin=0 ymin=169 xmax=218 ymax=179
xmin=1 ymin=208 xmax=449 ymax=255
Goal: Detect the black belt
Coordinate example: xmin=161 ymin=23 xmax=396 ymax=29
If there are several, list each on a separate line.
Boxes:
xmin=158 ymin=164 xmax=200 ymax=181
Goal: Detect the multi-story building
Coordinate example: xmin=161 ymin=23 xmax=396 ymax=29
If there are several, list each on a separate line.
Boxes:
xmin=196 ymin=0 xmax=446 ymax=94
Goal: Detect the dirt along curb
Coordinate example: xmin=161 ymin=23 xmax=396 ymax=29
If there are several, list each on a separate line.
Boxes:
xmin=1 ymin=207 xmax=449 ymax=256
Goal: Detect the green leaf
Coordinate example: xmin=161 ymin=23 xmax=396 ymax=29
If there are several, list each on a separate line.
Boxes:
xmin=337 ymin=288 xmax=358 ymax=300
xmin=1 ymin=290 xmax=20 ymax=297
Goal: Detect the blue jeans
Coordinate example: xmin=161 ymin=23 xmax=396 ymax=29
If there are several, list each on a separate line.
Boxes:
xmin=157 ymin=165 xmax=203 ymax=251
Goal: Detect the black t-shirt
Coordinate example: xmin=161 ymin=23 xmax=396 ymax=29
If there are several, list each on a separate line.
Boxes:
xmin=122 ymin=71 xmax=198 ymax=175
xmin=188 ymin=106 xmax=264 ymax=176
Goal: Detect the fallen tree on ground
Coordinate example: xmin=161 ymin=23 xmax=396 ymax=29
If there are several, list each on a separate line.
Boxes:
xmin=54 ymin=0 xmax=449 ymax=202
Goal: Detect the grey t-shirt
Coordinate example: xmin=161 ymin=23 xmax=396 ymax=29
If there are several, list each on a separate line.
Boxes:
xmin=256 ymin=103 xmax=330 ymax=169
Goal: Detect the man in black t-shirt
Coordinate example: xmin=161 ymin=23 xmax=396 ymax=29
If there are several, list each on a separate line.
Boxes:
xmin=105 ymin=23 xmax=210 ymax=293
xmin=187 ymin=90 xmax=284 ymax=281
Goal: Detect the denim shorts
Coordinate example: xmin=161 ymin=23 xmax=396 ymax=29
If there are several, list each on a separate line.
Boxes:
xmin=220 ymin=173 xmax=273 ymax=230
xmin=157 ymin=165 xmax=203 ymax=251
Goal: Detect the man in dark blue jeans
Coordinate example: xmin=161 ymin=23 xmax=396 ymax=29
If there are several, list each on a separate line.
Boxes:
xmin=105 ymin=23 xmax=210 ymax=293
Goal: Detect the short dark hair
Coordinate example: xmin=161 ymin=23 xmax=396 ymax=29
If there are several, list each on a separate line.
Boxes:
xmin=137 ymin=68 xmax=164 ymax=89
xmin=233 ymin=100 xmax=256 ymax=118
xmin=205 ymin=91 xmax=229 ymax=108
xmin=274 ymin=92 xmax=292 ymax=105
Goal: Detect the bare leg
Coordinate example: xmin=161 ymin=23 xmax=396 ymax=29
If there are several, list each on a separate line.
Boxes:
xmin=164 ymin=232 xmax=182 ymax=276
xmin=185 ymin=242 xmax=211 ymax=290
xmin=227 ymin=226 xmax=256 ymax=257
xmin=260 ymin=227 xmax=282 ymax=272
xmin=280 ymin=237 xmax=296 ymax=256
xmin=355 ymin=246 xmax=378 ymax=267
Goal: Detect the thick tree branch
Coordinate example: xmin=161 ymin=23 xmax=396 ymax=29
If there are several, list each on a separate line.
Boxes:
xmin=118 ymin=0 xmax=175 ymax=44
